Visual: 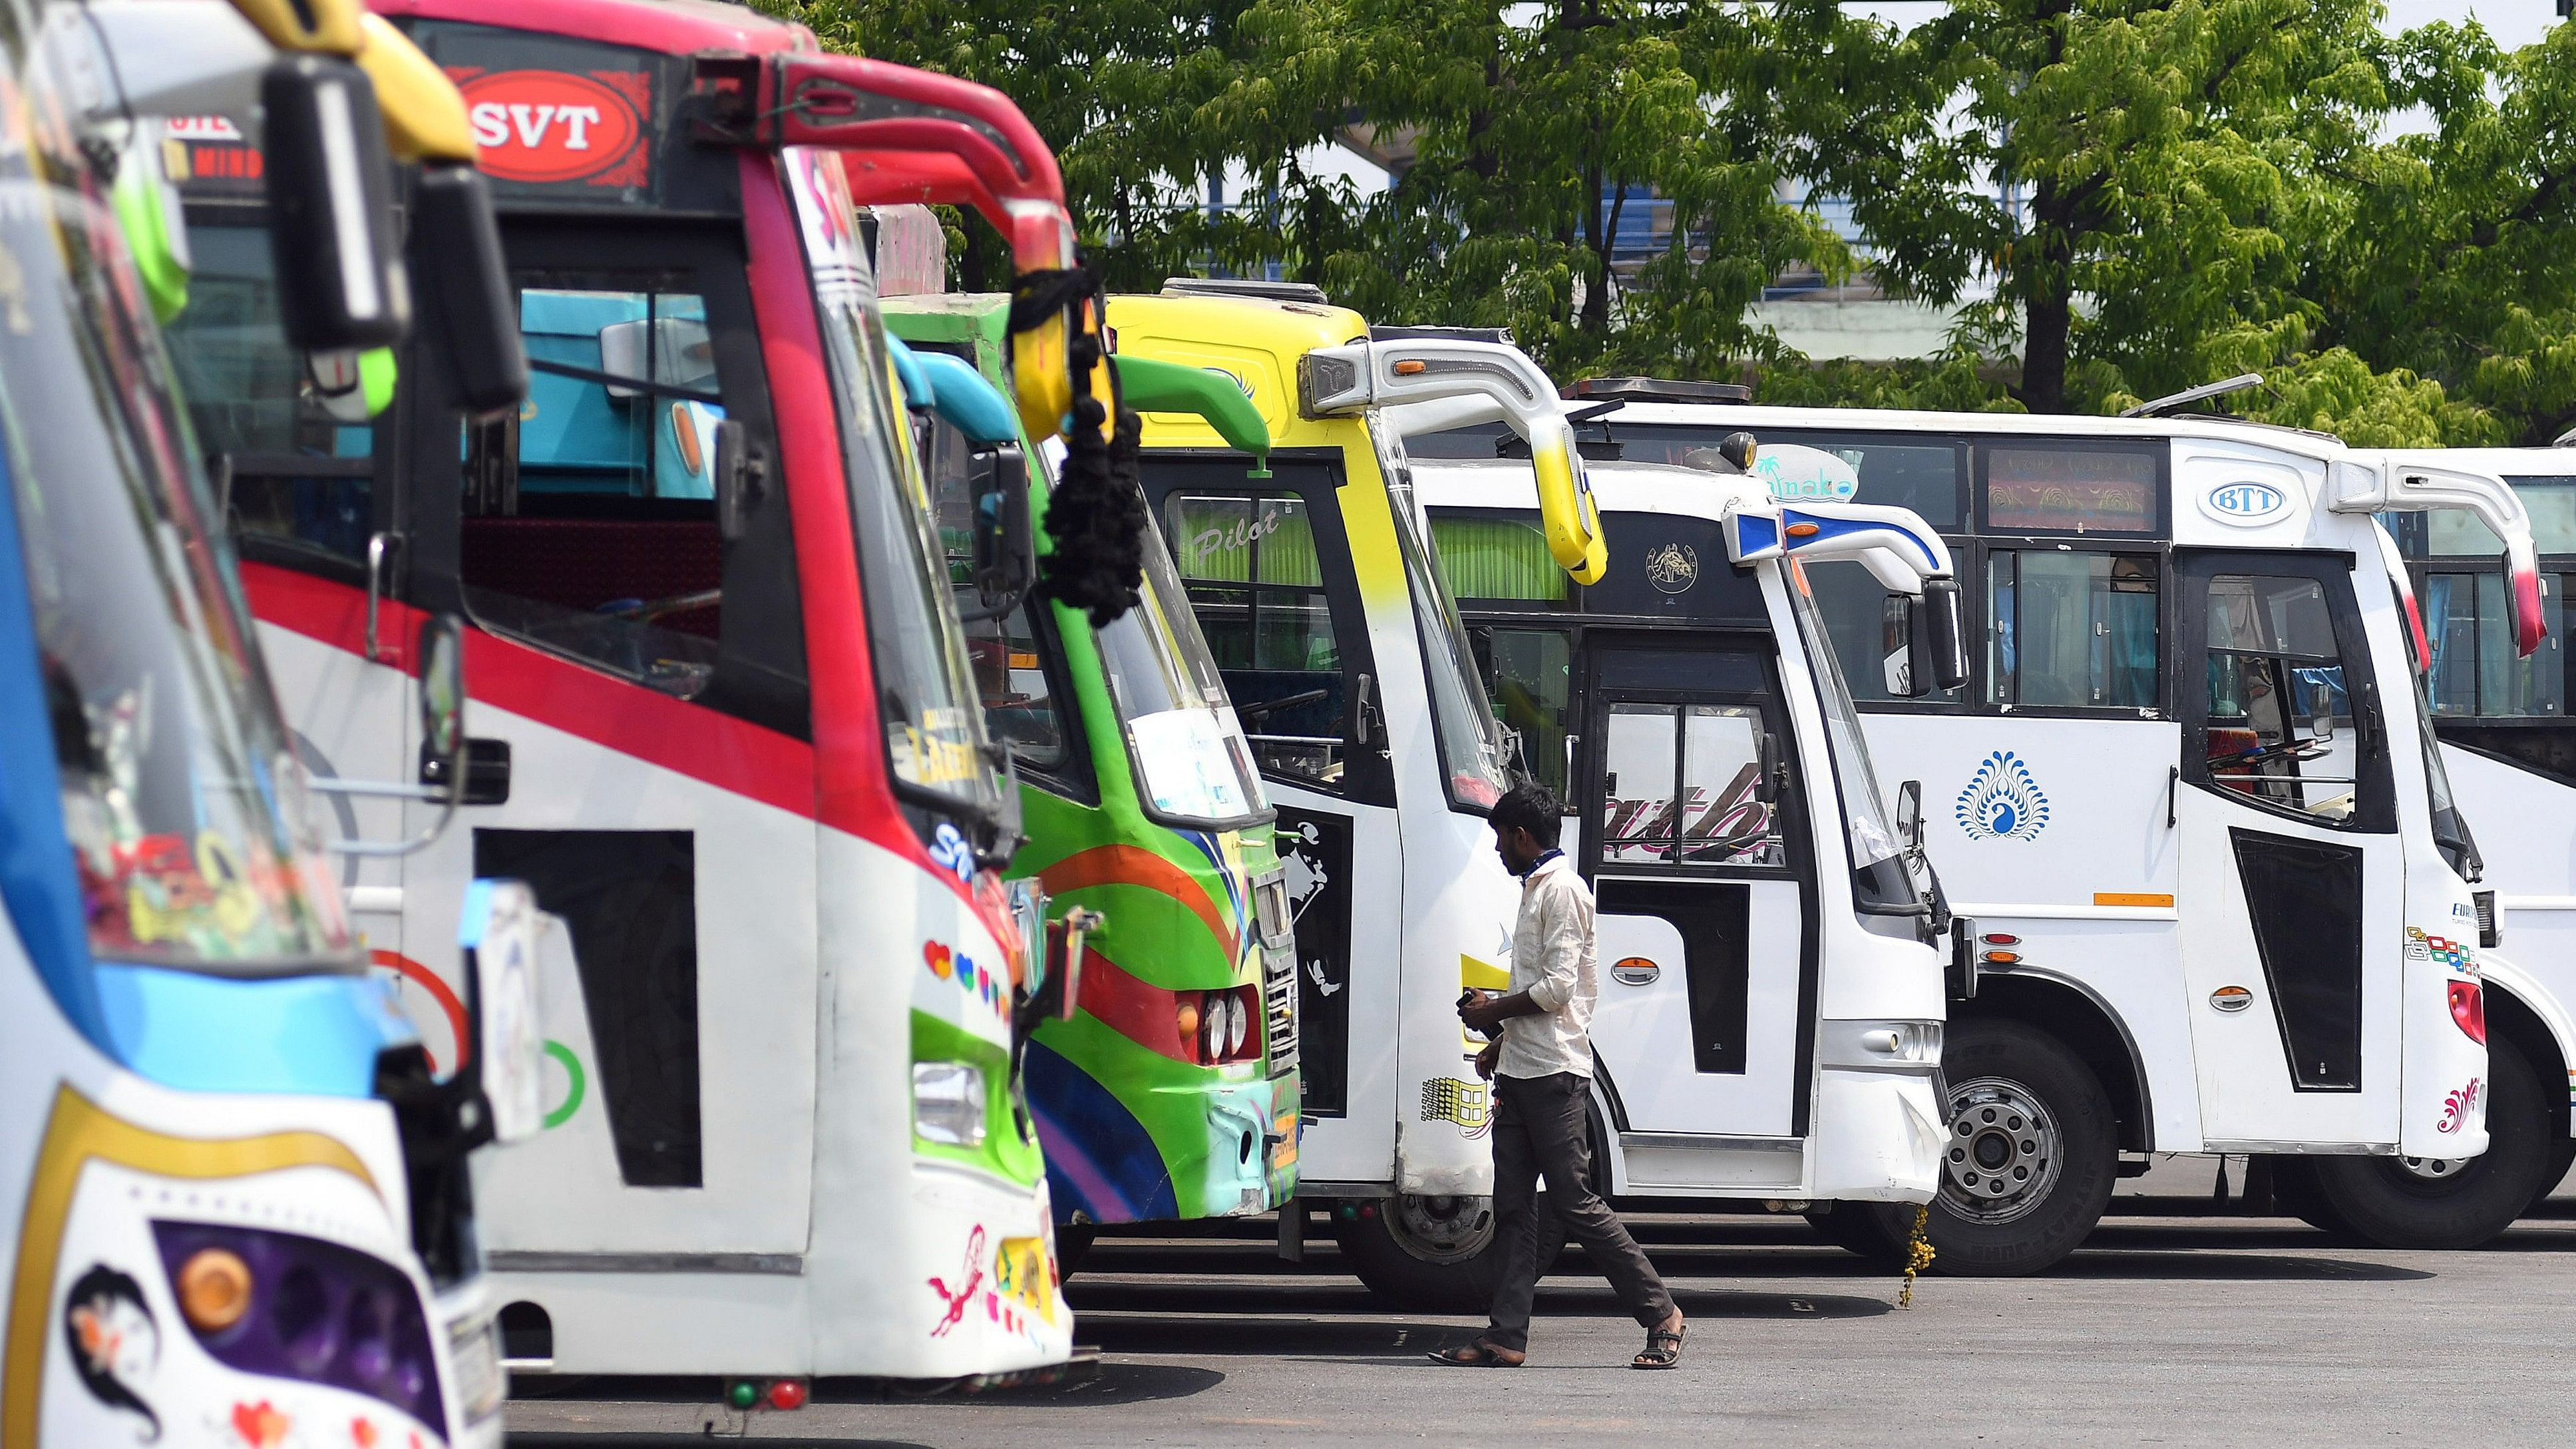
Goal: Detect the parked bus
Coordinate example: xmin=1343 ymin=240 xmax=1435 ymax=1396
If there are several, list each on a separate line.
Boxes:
xmin=884 ymin=296 xmax=1304 ymax=1244
xmin=1412 ymin=445 xmax=1970 ymax=1241
xmin=1107 ymin=286 xmax=1946 ymax=1305
xmin=2380 ymin=444 xmax=2576 ymax=1227
xmin=7 ymin=1 xmax=544 ymax=1444
xmin=1416 ymin=389 xmax=2528 ymax=1267
xmin=173 ymin=0 xmax=1121 ymax=1383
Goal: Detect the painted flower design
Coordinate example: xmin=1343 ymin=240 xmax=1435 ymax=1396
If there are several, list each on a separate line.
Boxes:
xmin=1954 ymin=750 xmax=2051 ymax=842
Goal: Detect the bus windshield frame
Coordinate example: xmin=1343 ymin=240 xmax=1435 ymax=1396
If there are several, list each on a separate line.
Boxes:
xmin=1784 ymin=559 xmax=1923 ymax=919
xmin=1371 ymin=416 xmax=1513 ymax=812
xmin=785 ymin=150 xmax=1008 ymax=827
xmin=1095 ymin=507 xmax=1274 ymax=830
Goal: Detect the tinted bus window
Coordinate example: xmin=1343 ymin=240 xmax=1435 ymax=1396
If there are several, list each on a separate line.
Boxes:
xmin=2422 ymin=571 xmax=2569 ymax=718
xmin=1988 ymin=550 xmax=2159 ymax=708
xmin=1984 ymin=444 xmax=2162 ymax=535
xmin=1618 ymin=428 xmax=1970 ymax=532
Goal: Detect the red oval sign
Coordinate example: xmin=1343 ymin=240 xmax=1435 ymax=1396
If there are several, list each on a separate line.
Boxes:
xmin=460 ymin=71 xmax=645 ymax=186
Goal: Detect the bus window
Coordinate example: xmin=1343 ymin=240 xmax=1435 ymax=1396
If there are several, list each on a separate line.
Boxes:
xmin=2422 ymin=475 xmax=2576 ymax=556
xmin=1632 ymin=429 xmax=1971 ymax=533
xmin=168 ymin=215 xmax=376 ymax=570
xmin=1431 ymin=511 xmax=1570 ymax=606
xmin=1600 ymin=702 xmax=1788 ymax=868
xmin=1167 ymin=492 xmax=1348 ymax=787
xmin=2199 ymin=574 xmax=2372 ymax=824
xmin=1987 ymin=550 xmax=2159 ymax=709
xmin=460 ymin=270 xmax=730 ymax=704
xmin=1471 ymin=627 xmax=1574 ymax=795
xmin=1983 ymin=444 xmax=2162 ymax=535
xmin=2422 ymin=571 xmax=2567 ymax=718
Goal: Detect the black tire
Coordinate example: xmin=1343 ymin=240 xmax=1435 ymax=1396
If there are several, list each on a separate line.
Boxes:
xmin=1911 ymin=1017 xmax=2119 ymax=1277
xmin=1330 ymin=1195 xmax=1511 ymax=1313
xmin=2263 ymin=1155 xmax=2360 ymax=1237
xmin=1803 ymin=1203 xmax=1908 ymax=1264
xmin=2308 ymin=1034 xmax=2551 ymax=1250
xmin=2530 ymin=1135 xmax=2576 ymax=1217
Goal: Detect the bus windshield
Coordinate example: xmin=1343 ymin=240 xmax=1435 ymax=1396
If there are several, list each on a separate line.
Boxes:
xmin=1785 ymin=560 xmax=1921 ymax=917
xmin=1098 ymin=519 xmax=1272 ymax=826
xmin=11 ymin=182 xmax=350 ymax=971
xmin=1373 ymin=418 xmax=1511 ymax=810
xmin=789 ymin=153 xmax=1004 ymax=820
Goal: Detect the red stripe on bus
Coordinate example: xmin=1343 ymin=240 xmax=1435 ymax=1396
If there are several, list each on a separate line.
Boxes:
xmin=1037 ymin=844 xmax=1237 ymax=960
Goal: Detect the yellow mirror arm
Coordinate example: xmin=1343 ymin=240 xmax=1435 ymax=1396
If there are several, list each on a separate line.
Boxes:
xmin=221 ymin=0 xmax=480 ymax=165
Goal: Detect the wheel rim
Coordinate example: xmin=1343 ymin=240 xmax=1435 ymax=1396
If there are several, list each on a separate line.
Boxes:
xmin=1939 ymin=1076 xmax=2064 ymax=1225
xmin=1382 ymin=1194 xmax=1495 ymax=1265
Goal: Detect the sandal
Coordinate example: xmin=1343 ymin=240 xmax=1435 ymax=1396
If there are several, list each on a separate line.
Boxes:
xmin=1631 ymin=1319 xmax=1686 ymax=1370
xmin=1429 ymin=1339 xmax=1525 ymax=1367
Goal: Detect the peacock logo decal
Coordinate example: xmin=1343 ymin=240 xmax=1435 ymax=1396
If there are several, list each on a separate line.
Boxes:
xmin=1955 ymin=750 xmax=2051 ymax=841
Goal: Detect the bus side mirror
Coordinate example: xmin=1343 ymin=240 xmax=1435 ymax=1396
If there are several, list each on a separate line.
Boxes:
xmin=1051 ymin=909 xmax=1101 ymax=1024
xmin=957 ymin=443 xmax=1036 ymax=623
xmin=1887 ymin=594 xmax=1931 ymax=698
xmin=714 ymin=418 xmax=765 ymax=543
xmin=262 ymin=56 xmax=408 ymax=350
xmin=411 ymin=165 xmax=528 ymax=415
xmin=1920 ymin=578 xmax=1968 ymax=691
xmin=1897 ymin=779 xmax=1925 ymax=851
xmin=1755 ymin=729 xmax=1781 ymax=805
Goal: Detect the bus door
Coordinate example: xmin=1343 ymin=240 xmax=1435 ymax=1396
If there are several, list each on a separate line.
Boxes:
xmin=1576 ymin=634 xmax=1815 ymax=1153
xmin=1143 ymin=451 xmax=1399 ymax=1153
xmin=400 ymin=216 xmax=820 ymax=1261
xmin=2173 ymin=548 xmax=2404 ymax=1145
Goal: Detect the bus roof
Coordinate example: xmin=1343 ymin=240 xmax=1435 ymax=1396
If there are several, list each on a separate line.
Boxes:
xmin=1561 ymin=400 xmax=2351 ymax=459
xmin=372 ymin=0 xmax=811 ymax=58
xmin=1108 ymin=292 xmax=1370 ymax=453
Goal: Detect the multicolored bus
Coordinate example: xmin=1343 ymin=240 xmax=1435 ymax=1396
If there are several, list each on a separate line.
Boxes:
xmin=168 ymin=0 xmax=1125 ymax=1384
xmin=8 ymin=1 xmax=540 ymax=1443
xmin=884 ymin=295 xmax=1302 ymax=1241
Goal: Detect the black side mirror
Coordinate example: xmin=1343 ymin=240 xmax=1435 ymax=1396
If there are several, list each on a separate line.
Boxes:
xmin=410 ymin=164 xmax=527 ymax=416
xmin=1897 ymin=778 xmax=1925 ymax=851
xmin=714 ymin=418 xmax=765 ymax=543
xmin=1354 ymin=671 xmax=1379 ymax=747
xmin=957 ymin=444 xmax=1036 ymax=623
xmin=1755 ymin=728 xmax=1781 ymax=805
xmin=1921 ymin=578 xmax=1968 ymax=691
xmin=262 ymin=56 xmax=407 ymax=350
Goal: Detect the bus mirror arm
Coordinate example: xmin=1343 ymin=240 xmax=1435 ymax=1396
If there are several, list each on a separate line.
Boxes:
xmin=322 ymin=614 xmax=470 ymax=857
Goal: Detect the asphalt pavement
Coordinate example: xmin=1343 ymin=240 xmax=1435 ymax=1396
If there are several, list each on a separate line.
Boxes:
xmin=503 ymin=1161 xmax=2576 ymax=1447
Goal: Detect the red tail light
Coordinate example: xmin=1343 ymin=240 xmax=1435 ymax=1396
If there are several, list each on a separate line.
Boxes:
xmin=2449 ymin=980 xmax=2487 ymax=1044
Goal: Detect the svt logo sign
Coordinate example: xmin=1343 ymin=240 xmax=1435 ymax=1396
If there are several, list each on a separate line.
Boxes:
xmin=456 ymin=71 xmax=649 ymax=186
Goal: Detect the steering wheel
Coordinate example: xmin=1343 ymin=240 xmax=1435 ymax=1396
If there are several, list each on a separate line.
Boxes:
xmin=2207 ymin=737 xmax=2328 ymax=768
xmin=598 ymin=588 xmax=723 ymax=623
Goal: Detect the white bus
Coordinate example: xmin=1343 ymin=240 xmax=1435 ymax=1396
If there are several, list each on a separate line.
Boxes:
xmin=1117 ymin=290 xmax=1957 ymax=1307
xmin=1417 ymin=389 xmax=2528 ymax=1269
xmin=2380 ymin=445 xmax=2576 ymax=1227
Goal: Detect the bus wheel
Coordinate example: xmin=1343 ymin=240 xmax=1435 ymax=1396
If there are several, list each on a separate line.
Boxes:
xmin=2308 ymin=1035 xmax=2551 ymax=1250
xmin=1915 ymin=1018 xmax=2118 ymax=1277
xmin=2529 ymin=1136 xmax=2576 ymax=1217
xmin=2263 ymin=1156 xmax=2359 ymax=1237
xmin=1332 ymin=1195 xmax=1541 ymax=1313
xmin=1803 ymin=1204 xmax=1907 ymax=1264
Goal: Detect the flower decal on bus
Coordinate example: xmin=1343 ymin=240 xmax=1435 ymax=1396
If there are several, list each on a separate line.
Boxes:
xmin=1955 ymin=750 xmax=2050 ymax=841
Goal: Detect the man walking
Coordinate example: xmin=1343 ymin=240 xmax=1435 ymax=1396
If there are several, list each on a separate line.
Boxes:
xmin=1431 ymin=783 xmax=1686 ymax=1370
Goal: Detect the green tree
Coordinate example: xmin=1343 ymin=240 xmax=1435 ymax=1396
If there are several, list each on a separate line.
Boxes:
xmin=1815 ymin=0 xmax=2391 ymax=413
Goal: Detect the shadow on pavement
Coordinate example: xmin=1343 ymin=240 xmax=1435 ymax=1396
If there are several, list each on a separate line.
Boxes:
xmin=512 ymin=1438 xmax=929 ymax=1448
xmin=2046 ymin=1250 xmax=2432 ymax=1281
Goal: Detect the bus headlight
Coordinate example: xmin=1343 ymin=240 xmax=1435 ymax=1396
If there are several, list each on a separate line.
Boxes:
xmin=912 ymin=1062 xmax=988 ymax=1147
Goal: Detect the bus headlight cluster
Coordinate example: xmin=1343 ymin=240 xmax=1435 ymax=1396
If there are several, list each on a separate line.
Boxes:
xmin=912 ymin=1062 xmax=988 ymax=1147
xmin=1177 ymin=986 xmax=1261 ymax=1066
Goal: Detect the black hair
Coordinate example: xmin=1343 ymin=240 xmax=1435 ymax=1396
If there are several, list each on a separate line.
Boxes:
xmin=63 ymin=1264 xmax=160 ymax=1440
xmin=1489 ymin=781 xmax=1561 ymax=847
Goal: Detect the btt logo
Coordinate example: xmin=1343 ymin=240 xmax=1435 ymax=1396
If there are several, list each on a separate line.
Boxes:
xmin=2199 ymin=480 xmax=2289 ymax=524
xmin=455 ymin=71 xmax=649 ymax=187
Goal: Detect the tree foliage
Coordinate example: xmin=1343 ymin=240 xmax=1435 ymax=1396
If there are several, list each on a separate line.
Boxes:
xmin=774 ymin=0 xmax=2576 ymax=443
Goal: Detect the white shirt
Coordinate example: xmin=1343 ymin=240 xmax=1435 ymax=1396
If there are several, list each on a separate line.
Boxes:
xmin=1497 ymin=852 xmax=1597 ymax=1082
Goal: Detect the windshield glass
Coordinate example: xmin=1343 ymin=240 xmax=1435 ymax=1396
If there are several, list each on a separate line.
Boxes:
xmin=1785 ymin=559 xmax=1920 ymax=915
xmin=11 ymin=181 xmax=350 ymax=970
xmin=1096 ymin=493 xmax=1271 ymax=825
xmin=787 ymin=151 xmax=1002 ymax=817
xmin=1372 ymin=417 xmax=1510 ymax=809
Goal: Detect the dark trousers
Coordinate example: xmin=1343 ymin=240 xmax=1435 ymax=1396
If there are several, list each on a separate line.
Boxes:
xmin=1483 ymin=1071 xmax=1674 ymax=1352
